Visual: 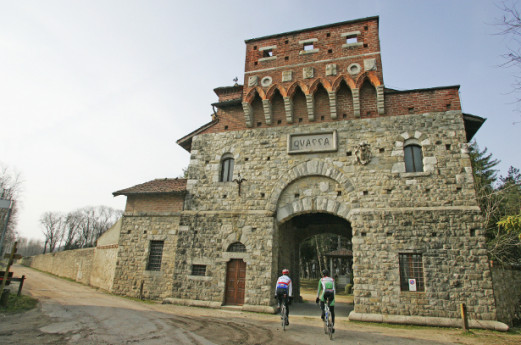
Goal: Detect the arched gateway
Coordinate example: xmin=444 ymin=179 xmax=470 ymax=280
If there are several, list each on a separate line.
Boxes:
xmin=270 ymin=160 xmax=355 ymax=300
xmin=112 ymin=17 xmax=512 ymax=330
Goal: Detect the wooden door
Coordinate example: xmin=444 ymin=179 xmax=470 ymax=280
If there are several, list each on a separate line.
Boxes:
xmin=224 ymin=259 xmax=246 ymax=305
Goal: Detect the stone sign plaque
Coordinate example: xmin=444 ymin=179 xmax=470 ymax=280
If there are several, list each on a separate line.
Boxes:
xmin=288 ymin=130 xmax=337 ymax=154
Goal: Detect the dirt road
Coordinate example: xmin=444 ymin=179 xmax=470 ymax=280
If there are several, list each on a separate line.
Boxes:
xmin=0 ymin=265 xmax=519 ymax=344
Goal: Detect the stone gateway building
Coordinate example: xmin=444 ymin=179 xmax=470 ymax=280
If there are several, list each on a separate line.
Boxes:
xmin=111 ymin=17 xmax=510 ymax=329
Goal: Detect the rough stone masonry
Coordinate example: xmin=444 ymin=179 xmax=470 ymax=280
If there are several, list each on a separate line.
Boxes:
xmin=111 ymin=16 xmax=511 ymax=330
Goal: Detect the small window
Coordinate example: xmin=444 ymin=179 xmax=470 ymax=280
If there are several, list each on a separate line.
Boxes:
xmin=147 ymin=241 xmax=164 ymax=271
xmin=399 ymin=253 xmax=425 ymax=292
xmin=263 ymin=49 xmax=273 ymax=57
xmin=191 ymin=265 xmax=206 ymax=276
xmin=303 ymin=43 xmax=314 ymax=51
xmin=227 ymin=242 xmax=246 ymax=252
xmin=404 ymin=144 xmax=423 ymax=172
xmin=346 ymin=35 xmax=358 ymax=44
xmin=220 ymin=154 xmax=234 ymax=182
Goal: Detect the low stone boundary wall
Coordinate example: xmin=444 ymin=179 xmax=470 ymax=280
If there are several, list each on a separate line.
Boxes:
xmin=21 ymin=248 xmax=95 ymax=285
xmin=491 ymin=264 xmax=521 ymax=326
xmin=90 ymin=244 xmax=118 ymax=291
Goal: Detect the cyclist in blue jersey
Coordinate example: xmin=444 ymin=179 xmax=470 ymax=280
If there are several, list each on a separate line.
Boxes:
xmin=274 ymin=268 xmax=293 ymax=325
xmin=316 ymin=269 xmax=336 ymax=333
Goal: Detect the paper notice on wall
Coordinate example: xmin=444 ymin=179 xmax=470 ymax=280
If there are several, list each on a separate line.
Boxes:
xmin=408 ymin=279 xmax=417 ymax=291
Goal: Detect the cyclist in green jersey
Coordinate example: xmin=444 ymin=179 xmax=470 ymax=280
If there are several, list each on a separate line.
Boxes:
xmin=316 ymin=269 xmax=336 ymax=333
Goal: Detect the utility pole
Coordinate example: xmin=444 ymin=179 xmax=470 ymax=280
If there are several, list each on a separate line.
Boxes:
xmin=0 ymin=241 xmax=17 ymax=299
xmin=0 ymin=198 xmax=13 ymax=258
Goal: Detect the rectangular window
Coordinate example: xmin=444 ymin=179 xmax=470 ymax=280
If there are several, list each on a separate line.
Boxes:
xmin=303 ymin=43 xmax=314 ymax=51
xmin=263 ymin=49 xmax=273 ymax=57
xmin=341 ymin=31 xmax=363 ymax=49
xmin=399 ymin=253 xmax=425 ymax=292
xmin=191 ymin=264 xmax=206 ymax=276
xmin=346 ymin=35 xmax=358 ymax=44
xmin=146 ymin=240 xmax=164 ymax=271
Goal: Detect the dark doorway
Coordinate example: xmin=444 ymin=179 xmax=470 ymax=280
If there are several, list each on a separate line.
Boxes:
xmin=276 ymin=213 xmax=352 ymax=301
xmin=224 ymin=259 xmax=246 ymax=305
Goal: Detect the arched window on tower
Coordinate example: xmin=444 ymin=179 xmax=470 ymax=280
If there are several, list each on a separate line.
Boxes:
xmin=404 ymin=143 xmax=423 ymax=173
xmin=227 ymin=242 xmax=246 ymax=252
xmin=220 ymin=153 xmax=234 ymax=182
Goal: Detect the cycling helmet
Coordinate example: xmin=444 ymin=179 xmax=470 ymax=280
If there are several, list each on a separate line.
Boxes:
xmin=282 ymin=268 xmax=289 ymax=275
xmin=322 ymin=269 xmax=329 ymax=276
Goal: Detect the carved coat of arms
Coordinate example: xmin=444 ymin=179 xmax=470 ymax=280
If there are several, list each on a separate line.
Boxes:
xmin=355 ymin=141 xmax=372 ymax=165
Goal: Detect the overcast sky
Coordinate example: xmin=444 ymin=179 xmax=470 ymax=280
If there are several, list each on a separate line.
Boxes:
xmin=1 ymin=0 xmax=520 ymax=241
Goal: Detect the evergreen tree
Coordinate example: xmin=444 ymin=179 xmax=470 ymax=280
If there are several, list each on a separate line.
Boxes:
xmin=498 ymin=166 xmax=521 ymax=218
xmin=468 ymin=141 xmax=501 ymax=235
xmin=468 ymin=140 xmax=500 ymax=192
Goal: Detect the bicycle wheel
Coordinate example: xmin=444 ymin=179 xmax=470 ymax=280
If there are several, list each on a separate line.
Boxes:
xmin=327 ymin=311 xmax=333 ymax=340
xmin=281 ymin=304 xmax=287 ymax=331
xmin=323 ymin=308 xmax=328 ymax=334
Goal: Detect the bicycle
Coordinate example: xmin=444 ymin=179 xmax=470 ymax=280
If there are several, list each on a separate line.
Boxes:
xmin=322 ymin=301 xmax=333 ymax=340
xmin=280 ymin=294 xmax=288 ymax=331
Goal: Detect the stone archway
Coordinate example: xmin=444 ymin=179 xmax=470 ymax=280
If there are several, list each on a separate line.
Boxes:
xmin=269 ymin=160 xmax=356 ymax=301
xmin=276 ymin=212 xmax=353 ymax=301
xmin=266 ymin=159 xmax=355 ymax=220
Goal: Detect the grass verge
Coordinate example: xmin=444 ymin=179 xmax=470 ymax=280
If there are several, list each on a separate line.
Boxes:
xmin=0 ymin=292 xmax=38 ymax=314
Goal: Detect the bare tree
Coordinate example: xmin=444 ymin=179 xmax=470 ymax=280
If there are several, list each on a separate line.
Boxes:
xmin=0 ymin=163 xmax=23 ymax=255
xmin=62 ymin=211 xmax=83 ymax=250
xmin=16 ymin=237 xmax=45 ymax=256
xmin=40 ymin=212 xmax=64 ymax=253
xmin=497 ymin=0 xmax=521 ymax=107
xmin=60 ymin=206 xmax=122 ymax=250
xmin=39 ymin=205 xmax=122 ymax=252
xmin=75 ymin=207 xmax=98 ymax=248
xmin=91 ymin=206 xmax=123 ymax=242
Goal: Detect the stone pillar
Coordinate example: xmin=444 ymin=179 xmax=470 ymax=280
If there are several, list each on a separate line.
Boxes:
xmin=352 ymin=88 xmax=360 ymax=117
xmin=328 ymin=91 xmax=337 ymax=119
xmin=283 ymin=97 xmax=293 ymax=123
xmin=242 ymin=102 xmax=253 ymax=127
xmin=306 ymin=94 xmax=315 ymax=121
xmin=262 ymin=99 xmax=273 ymax=125
xmin=376 ymin=85 xmax=385 ymax=115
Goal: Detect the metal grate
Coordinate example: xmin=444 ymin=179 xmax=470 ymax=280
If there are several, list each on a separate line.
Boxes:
xmin=191 ymin=265 xmax=206 ymax=276
xmin=227 ymin=242 xmax=246 ymax=253
xmin=399 ymin=253 xmax=425 ymax=292
xmin=146 ymin=241 xmax=164 ymax=271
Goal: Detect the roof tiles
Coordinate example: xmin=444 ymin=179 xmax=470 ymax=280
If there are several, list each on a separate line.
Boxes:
xmin=113 ymin=178 xmax=187 ymax=196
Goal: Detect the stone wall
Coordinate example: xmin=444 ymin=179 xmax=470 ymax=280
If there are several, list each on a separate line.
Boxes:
xmin=350 ymin=209 xmax=494 ymax=320
xmin=175 ymin=109 xmax=499 ymax=324
xmin=170 ymin=212 xmax=275 ymax=306
xmin=491 ymin=265 xmax=521 ymax=326
xmin=112 ymin=215 xmax=181 ymax=300
xmin=187 ymin=111 xmax=476 ymax=214
xmin=90 ymin=245 xmax=118 ymax=291
xmin=27 ymin=248 xmax=95 ymax=285
xmin=21 ymin=220 xmax=121 ymax=291
xmin=89 ymin=220 xmax=121 ymax=291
